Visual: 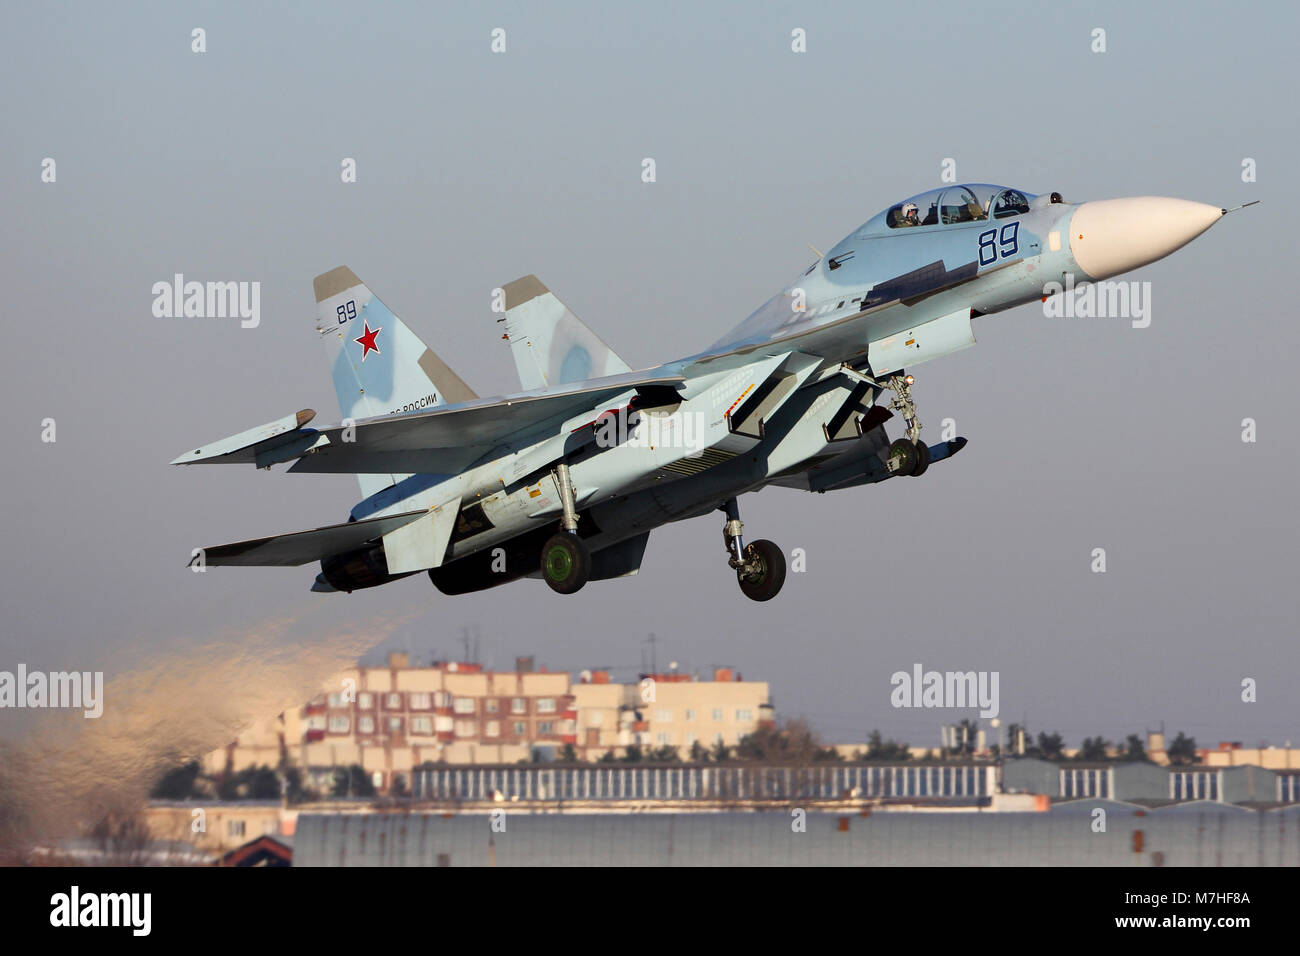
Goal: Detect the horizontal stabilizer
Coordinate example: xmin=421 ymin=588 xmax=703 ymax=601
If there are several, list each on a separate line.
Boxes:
xmin=286 ymin=369 xmax=685 ymax=475
xmin=173 ymin=372 xmax=683 ymax=477
xmin=171 ymin=409 xmax=323 ymax=466
xmin=194 ymin=510 xmax=427 ymax=567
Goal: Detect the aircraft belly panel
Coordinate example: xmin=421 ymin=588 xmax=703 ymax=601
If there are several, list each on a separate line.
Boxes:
xmin=868 ymin=306 xmax=976 ymax=376
xmin=758 ymin=378 xmax=870 ymax=479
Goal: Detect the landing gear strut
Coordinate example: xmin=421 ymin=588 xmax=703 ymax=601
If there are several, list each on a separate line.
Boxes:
xmin=838 ymin=364 xmax=930 ymax=477
xmin=722 ymin=497 xmax=786 ymax=602
xmin=883 ymin=372 xmax=929 ymax=477
xmin=541 ymin=462 xmax=590 ymax=594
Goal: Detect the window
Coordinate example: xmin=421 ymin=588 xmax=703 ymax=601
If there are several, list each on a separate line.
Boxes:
xmin=327 ymin=692 xmax=346 ymax=707
xmin=886 ymin=189 xmax=941 ymax=228
xmin=227 ymin=820 xmax=245 ymax=838
xmin=537 ymin=698 xmax=557 ymax=713
xmin=736 ymin=709 xmax=753 ymax=722
xmin=711 ymin=709 xmax=723 ymax=721
xmin=685 ymin=709 xmax=696 ymax=722
xmin=513 ymin=721 xmax=527 ymax=736
xmin=387 ymin=716 xmax=403 ymax=733
xmin=328 ymin=715 xmax=350 ymax=733
xmin=657 ymin=732 xmax=672 ymax=745
xmin=538 ymin=721 xmax=555 ymax=736
xmin=434 ymin=690 xmax=451 ymax=708
xmin=453 ymin=697 xmax=476 ymax=714
xmin=485 ymin=720 xmax=500 ymax=738
xmin=485 ymin=698 xmax=499 ymax=713
xmin=357 ymin=692 xmax=373 ymax=709
xmin=357 ymin=715 xmax=375 ymax=734
xmin=454 ymin=719 xmax=477 ymax=738
xmin=884 ymin=185 xmax=1028 ymax=230
xmin=655 ymin=709 xmax=672 ymax=722
xmin=306 ymin=714 xmax=326 ymax=731
xmin=410 ymin=716 xmax=432 ymax=735
xmin=511 ymin=698 xmax=528 ymax=714
xmin=409 ymin=692 xmax=431 ymax=709
xmin=992 ymin=188 xmax=1031 ymax=219
xmin=938 ymin=186 xmax=986 ymax=224
xmin=385 ymin=692 xmax=402 ymax=709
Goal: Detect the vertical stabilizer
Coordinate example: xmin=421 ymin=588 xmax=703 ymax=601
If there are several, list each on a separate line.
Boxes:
xmin=314 ymin=266 xmax=477 ymax=498
xmin=501 ymin=275 xmax=632 ymax=390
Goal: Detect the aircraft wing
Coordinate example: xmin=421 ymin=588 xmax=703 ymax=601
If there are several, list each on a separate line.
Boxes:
xmin=171 ymin=369 xmax=685 ymax=476
xmin=195 ymin=510 xmax=427 ymax=567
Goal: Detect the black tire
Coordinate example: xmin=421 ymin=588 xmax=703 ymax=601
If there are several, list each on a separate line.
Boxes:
xmin=887 ymin=438 xmax=917 ymax=476
xmin=540 ymin=533 xmax=590 ymax=594
xmin=737 ymin=539 xmax=786 ymax=602
xmin=910 ymin=440 xmax=930 ymax=477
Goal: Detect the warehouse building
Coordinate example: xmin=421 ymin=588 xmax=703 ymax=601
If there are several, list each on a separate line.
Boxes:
xmin=1003 ymin=758 xmax=1300 ymax=805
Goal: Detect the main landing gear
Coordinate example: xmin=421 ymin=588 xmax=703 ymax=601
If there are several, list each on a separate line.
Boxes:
xmin=722 ymin=497 xmax=786 ymax=602
xmin=541 ymin=462 xmax=590 ymax=594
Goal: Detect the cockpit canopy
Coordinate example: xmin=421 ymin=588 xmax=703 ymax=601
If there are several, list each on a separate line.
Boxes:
xmin=866 ymin=184 xmax=1036 ymax=234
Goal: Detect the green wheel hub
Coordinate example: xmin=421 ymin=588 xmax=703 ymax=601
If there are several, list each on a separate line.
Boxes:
xmin=545 ymin=545 xmax=573 ymax=582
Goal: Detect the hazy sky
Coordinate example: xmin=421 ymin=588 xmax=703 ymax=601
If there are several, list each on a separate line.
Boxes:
xmin=2 ymin=0 xmax=1296 ymax=756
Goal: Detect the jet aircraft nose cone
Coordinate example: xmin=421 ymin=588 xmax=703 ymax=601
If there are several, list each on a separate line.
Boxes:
xmin=1068 ymin=197 xmax=1224 ymax=281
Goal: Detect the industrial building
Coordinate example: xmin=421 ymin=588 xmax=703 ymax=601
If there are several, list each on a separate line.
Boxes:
xmin=291 ymin=804 xmax=1300 ymax=867
xmin=410 ymin=760 xmax=996 ymax=804
xmin=143 ymin=751 xmax=1300 ymax=865
xmin=1001 ymin=758 xmax=1297 ymax=805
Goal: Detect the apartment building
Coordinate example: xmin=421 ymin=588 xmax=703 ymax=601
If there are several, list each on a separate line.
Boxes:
xmin=204 ymin=653 xmax=772 ymax=793
xmin=570 ymin=665 xmax=772 ymax=754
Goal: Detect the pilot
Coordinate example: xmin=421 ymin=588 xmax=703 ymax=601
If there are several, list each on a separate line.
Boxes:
xmin=899 ymin=201 xmax=920 ymax=227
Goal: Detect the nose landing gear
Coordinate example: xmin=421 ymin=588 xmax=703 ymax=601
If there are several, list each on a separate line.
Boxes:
xmin=883 ymin=372 xmax=929 ymax=477
xmin=722 ymin=497 xmax=786 ymax=602
xmin=837 ymin=364 xmax=931 ymax=478
xmin=887 ymin=436 xmax=930 ymax=477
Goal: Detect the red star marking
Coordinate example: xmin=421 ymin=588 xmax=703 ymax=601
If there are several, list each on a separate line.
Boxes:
xmin=354 ymin=322 xmax=382 ymax=362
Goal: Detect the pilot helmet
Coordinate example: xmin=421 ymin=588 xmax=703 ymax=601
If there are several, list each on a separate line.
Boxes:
xmin=901 ymin=201 xmax=918 ymax=221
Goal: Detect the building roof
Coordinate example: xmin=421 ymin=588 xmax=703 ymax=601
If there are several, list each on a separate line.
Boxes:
xmin=219 ymin=834 xmax=293 ymax=867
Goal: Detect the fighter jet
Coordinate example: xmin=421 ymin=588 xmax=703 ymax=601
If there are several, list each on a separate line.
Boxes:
xmin=174 ymin=185 xmax=1236 ymax=600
